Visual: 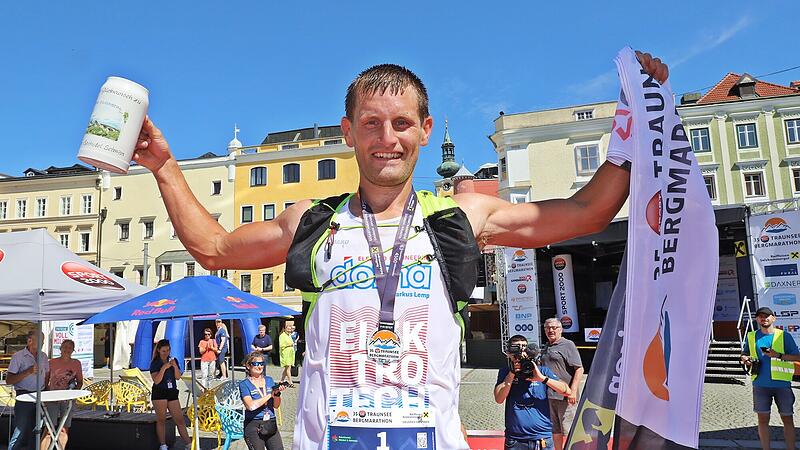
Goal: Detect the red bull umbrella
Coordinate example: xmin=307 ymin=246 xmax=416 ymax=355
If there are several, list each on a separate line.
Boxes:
xmin=81 ymin=275 xmax=299 ymax=324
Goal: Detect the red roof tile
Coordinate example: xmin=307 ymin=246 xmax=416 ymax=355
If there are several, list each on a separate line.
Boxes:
xmin=696 ymin=72 xmax=800 ymax=105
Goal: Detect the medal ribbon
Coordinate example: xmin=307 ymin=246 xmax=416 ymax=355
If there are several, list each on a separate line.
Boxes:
xmin=360 ymin=190 xmax=417 ymax=329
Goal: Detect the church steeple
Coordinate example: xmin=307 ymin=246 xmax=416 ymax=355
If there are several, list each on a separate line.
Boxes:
xmin=436 ymin=119 xmax=460 ymax=178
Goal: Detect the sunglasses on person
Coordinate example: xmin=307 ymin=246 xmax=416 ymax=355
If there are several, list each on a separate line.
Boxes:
xmin=251 ymin=361 xmax=265 ymax=367
xmin=204 ymin=333 xmax=212 ymax=335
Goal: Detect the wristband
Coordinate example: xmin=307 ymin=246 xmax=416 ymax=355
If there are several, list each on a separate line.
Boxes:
xmin=542 ymin=377 xmax=549 ymax=385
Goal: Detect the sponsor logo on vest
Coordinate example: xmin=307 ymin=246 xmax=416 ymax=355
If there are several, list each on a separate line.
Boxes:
xmin=643 ymin=296 xmax=671 ymax=401
xmin=330 ymin=257 xmax=432 ymax=291
xmin=61 ymin=261 xmax=124 ymax=290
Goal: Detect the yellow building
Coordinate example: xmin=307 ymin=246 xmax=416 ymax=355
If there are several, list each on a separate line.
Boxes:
xmin=99 ymin=153 xmax=234 ymax=287
xmin=232 ymin=125 xmax=358 ymax=308
xmin=0 ymin=164 xmax=101 ymax=262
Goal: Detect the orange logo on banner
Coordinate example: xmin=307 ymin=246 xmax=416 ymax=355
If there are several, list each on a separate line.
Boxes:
xmin=144 ymin=299 xmax=176 ymax=308
xmin=646 ymin=191 xmax=662 ymax=235
xmin=643 ymin=296 xmax=671 ymax=401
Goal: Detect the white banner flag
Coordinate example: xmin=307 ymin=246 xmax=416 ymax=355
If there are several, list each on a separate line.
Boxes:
xmin=504 ymin=248 xmax=541 ymax=344
xmin=551 ymin=254 xmax=580 ymax=332
xmin=612 ymin=47 xmax=719 ymax=449
xmin=52 ymin=320 xmax=95 ymax=379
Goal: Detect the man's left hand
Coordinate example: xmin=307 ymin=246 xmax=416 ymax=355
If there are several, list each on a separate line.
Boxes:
xmin=635 ymin=51 xmax=669 ymax=84
xmin=567 ymin=391 xmax=578 ymax=404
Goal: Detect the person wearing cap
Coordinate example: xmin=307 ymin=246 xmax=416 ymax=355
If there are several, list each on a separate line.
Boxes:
xmin=740 ymin=306 xmax=799 ymax=450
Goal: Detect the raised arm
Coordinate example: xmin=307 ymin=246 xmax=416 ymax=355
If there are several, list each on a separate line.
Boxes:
xmin=459 ymin=162 xmax=630 ymax=249
xmin=134 ymin=118 xmax=310 ymax=270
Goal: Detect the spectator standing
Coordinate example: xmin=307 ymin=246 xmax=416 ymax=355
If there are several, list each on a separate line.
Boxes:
xmin=150 ymin=339 xmax=191 ymax=450
xmin=494 ymin=335 xmax=571 ymax=450
xmin=278 ymin=321 xmax=295 ymax=386
xmin=740 ymin=307 xmax=799 ymax=450
xmin=215 ymin=319 xmax=230 ymax=379
xmin=252 ymin=325 xmax=273 ymax=354
xmin=41 ymin=339 xmax=83 ymax=450
xmin=198 ymin=328 xmax=219 ymax=387
xmin=541 ymin=318 xmax=584 ymax=450
xmin=240 ymin=352 xmax=286 ymax=450
xmin=7 ymin=330 xmax=49 ymax=450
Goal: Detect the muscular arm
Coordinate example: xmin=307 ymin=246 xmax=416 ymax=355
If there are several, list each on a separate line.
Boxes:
xmin=459 ymin=162 xmax=629 ymax=248
xmin=134 ymin=118 xmax=310 ymax=270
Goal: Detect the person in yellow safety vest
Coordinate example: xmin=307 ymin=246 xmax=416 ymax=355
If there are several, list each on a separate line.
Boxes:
xmin=740 ymin=306 xmax=800 ymax=450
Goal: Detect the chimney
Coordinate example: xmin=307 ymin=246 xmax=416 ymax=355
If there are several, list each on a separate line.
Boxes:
xmin=313 ymin=123 xmax=320 ymax=138
xmin=681 ymin=92 xmax=702 ymax=105
xmin=791 ymin=81 xmax=800 ymax=90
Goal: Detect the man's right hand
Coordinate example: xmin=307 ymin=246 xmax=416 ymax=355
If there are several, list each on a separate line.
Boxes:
xmin=740 ymin=355 xmax=751 ymax=366
xmin=133 ymin=116 xmax=174 ymax=175
xmin=28 ymin=364 xmax=38 ymax=376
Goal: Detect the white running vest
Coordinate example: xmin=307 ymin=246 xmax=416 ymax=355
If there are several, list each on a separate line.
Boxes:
xmin=292 ymin=205 xmax=468 ymax=449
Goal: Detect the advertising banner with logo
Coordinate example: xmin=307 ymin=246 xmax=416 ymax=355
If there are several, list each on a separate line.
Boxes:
xmin=503 ymin=248 xmax=540 ymax=344
xmin=51 ymin=320 xmax=94 ymax=378
xmin=610 ymin=47 xmax=718 ymax=449
xmin=748 ymin=210 xmax=800 ymax=343
xmin=551 ymin=254 xmax=580 ymax=332
xmin=714 ymin=256 xmax=740 ymax=322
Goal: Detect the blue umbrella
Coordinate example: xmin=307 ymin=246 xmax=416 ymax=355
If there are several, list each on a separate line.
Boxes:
xmin=82 ymin=275 xmax=299 ymax=448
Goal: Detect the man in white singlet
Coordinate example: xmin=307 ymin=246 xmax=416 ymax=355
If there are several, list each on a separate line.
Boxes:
xmin=132 ymin=54 xmax=668 ymax=449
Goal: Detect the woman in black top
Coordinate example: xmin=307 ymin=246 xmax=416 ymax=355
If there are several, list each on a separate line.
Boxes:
xmin=150 ymin=339 xmax=191 ymax=450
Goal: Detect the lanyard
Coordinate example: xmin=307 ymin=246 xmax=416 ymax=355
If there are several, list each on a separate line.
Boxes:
xmin=360 ymin=190 xmax=417 ymax=329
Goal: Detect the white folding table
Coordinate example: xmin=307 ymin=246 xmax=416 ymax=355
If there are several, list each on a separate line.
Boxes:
xmin=17 ymin=389 xmax=91 ymax=450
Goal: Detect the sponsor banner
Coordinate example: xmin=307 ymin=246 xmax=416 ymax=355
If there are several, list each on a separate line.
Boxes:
xmin=749 ymin=210 xmax=800 ymax=344
xmin=714 ymin=256 xmax=740 ymax=322
xmin=584 ymin=328 xmax=602 ymax=343
xmin=504 ymin=248 xmax=540 ymax=343
xmin=51 ymin=320 xmax=94 ymax=379
xmin=551 ymin=254 xmax=580 ymax=332
xmin=611 ymin=47 xmax=718 ymax=449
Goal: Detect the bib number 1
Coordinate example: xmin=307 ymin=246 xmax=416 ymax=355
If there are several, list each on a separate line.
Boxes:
xmin=376 ymin=432 xmax=389 ymax=450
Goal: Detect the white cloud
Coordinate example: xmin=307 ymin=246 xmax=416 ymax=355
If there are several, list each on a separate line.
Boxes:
xmin=670 ymin=15 xmax=752 ymax=68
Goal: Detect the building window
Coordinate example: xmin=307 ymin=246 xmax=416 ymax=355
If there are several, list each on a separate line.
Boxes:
xmin=143 ymin=220 xmax=154 ymax=239
xmin=36 ymin=198 xmax=47 ymax=217
xmin=793 ymin=168 xmax=800 ymax=193
xmin=81 ymin=194 xmax=92 ymax=214
xmin=186 ymin=262 xmax=195 ymax=277
xmin=703 ymin=175 xmax=717 ymax=200
xmin=250 ymin=167 xmax=267 ymax=186
xmin=119 ymin=223 xmax=130 ymax=241
xmin=318 ymin=159 xmax=336 ymax=180
xmin=499 ymin=157 xmax=507 ymax=179
xmin=284 ymin=273 xmax=294 ymax=292
xmin=690 ymin=128 xmax=711 ymax=152
xmin=211 ymin=180 xmax=222 ymax=195
xmin=262 ymin=273 xmax=273 ymax=293
xmin=736 ymin=123 xmax=758 ymax=149
xmin=16 ymin=199 xmax=26 ymax=219
xmin=240 ymin=274 xmax=251 ymax=292
xmin=79 ymin=232 xmax=90 ymax=252
xmin=787 ymin=119 xmax=800 ymax=145
xmin=575 ymin=110 xmax=594 ymax=121
xmin=160 ymin=264 xmax=172 ymax=283
xmin=263 ymin=204 xmax=275 ymax=221
xmin=113 ymin=187 xmax=122 ymax=200
xmin=284 ymin=202 xmax=295 ymax=211
xmin=743 ymin=172 xmax=765 ymax=197
xmin=0 ymin=201 xmax=7 ymax=219
xmin=60 ymin=196 xmax=72 ymax=216
xmin=282 ymin=143 xmax=299 ymax=150
xmin=112 ymin=270 xmax=124 ymax=278
xmin=575 ymin=144 xmax=600 ymax=176
xmin=283 ymin=163 xmax=300 ymax=183
xmin=324 ymin=139 xmax=342 ymax=146
xmin=59 ymin=233 xmax=69 ymax=248
xmin=241 ymin=206 xmax=253 ymax=223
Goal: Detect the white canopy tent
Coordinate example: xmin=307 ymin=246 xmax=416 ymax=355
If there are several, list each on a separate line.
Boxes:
xmin=0 ymin=229 xmax=147 ymax=450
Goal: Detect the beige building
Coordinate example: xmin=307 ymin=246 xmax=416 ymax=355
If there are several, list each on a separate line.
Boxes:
xmin=99 ymin=153 xmax=234 ymax=287
xmin=0 ymin=164 xmax=101 ymax=262
xmin=489 ymin=102 xmax=628 ymax=216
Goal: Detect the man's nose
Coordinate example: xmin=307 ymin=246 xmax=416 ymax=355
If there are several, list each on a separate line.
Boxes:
xmin=378 ymin=121 xmax=399 ymax=146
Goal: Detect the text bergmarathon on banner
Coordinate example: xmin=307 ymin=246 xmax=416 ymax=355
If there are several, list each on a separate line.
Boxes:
xmin=504 ymin=248 xmax=541 ymax=344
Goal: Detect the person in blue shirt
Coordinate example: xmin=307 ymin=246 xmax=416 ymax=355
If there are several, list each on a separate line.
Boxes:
xmin=215 ymin=319 xmax=230 ymax=379
xmin=150 ymin=339 xmax=191 ymax=450
xmin=740 ymin=307 xmax=800 ymax=450
xmin=495 ymin=335 xmax=572 ymax=450
xmin=240 ymin=351 xmax=287 ymax=450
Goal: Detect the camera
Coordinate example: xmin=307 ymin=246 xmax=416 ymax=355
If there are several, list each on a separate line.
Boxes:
xmin=508 ymin=342 xmax=541 ymax=380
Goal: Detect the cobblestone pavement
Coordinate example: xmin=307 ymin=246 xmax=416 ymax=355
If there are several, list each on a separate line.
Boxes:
xmin=3 ymin=366 xmax=798 ymax=449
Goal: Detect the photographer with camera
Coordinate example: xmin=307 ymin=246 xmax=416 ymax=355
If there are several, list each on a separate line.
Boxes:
xmin=495 ymin=335 xmax=571 ymax=450
xmin=240 ymin=351 xmax=288 ymax=450
xmin=740 ymin=307 xmax=799 ymax=450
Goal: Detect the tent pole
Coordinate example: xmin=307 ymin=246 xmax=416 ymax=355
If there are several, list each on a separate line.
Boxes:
xmin=34 ymin=321 xmax=42 ymax=450
xmin=189 ymin=316 xmax=200 ymax=450
xmin=229 ymin=319 xmax=235 ymax=382
xmin=109 ymin=323 xmax=115 ymax=407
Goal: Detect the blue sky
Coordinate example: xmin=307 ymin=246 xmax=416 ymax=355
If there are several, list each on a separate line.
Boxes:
xmin=1 ymin=2 xmax=797 ymax=190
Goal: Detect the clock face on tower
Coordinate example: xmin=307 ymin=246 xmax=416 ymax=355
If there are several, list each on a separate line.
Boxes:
xmin=442 ymin=182 xmax=452 ymax=191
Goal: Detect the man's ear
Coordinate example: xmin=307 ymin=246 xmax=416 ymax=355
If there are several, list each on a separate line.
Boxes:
xmin=419 ymin=115 xmax=434 ymax=147
xmin=341 ymin=116 xmax=354 ymax=148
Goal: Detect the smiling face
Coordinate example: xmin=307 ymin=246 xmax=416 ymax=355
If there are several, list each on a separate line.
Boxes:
xmin=757 ymin=313 xmax=775 ymax=329
xmin=341 ymin=88 xmax=433 ymax=189
xmin=247 ymin=356 xmax=265 ymax=377
xmin=544 ymin=319 xmax=563 ymax=344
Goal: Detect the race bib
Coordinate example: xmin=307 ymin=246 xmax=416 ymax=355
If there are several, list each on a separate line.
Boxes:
xmin=328 ymin=407 xmax=435 ymax=449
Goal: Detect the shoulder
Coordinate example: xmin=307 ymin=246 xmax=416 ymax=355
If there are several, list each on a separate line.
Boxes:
xmin=264 ymin=376 xmax=274 ymax=387
xmin=453 ymin=192 xmax=511 ymax=238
